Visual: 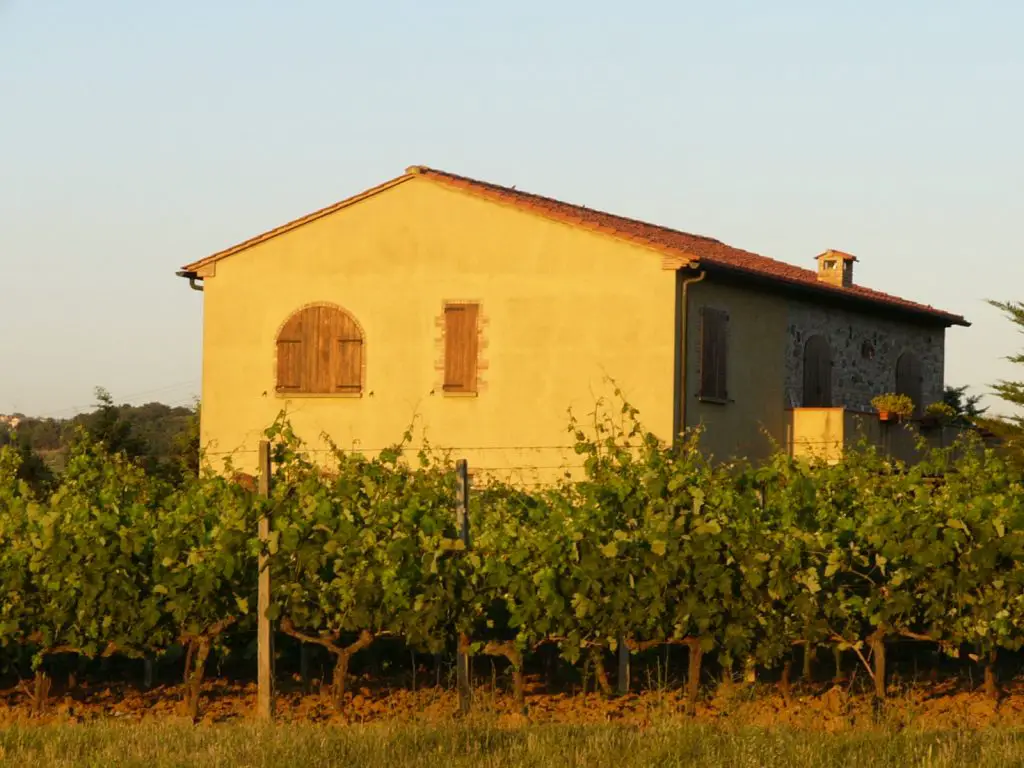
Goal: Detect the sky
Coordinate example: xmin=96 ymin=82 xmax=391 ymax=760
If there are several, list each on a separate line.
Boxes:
xmin=1 ymin=0 xmax=1022 ymax=418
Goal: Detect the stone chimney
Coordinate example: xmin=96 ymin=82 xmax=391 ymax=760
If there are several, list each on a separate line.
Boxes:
xmin=815 ymin=249 xmax=856 ymax=288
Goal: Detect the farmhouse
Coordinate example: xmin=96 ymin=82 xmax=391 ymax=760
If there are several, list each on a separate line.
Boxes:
xmin=178 ymin=166 xmax=968 ymax=477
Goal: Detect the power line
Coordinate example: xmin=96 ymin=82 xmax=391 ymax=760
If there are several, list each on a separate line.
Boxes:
xmin=38 ymin=380 xmax=200 ymax=418
xmin=294 ymin=445 xmax=576 ymax=454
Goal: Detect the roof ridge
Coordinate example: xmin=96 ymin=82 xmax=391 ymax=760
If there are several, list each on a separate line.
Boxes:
xmin=410 ymin=165 xmax=729 ymax=248
xmin=412 ymin=166 xmax=966 ymax=327
xmin=182 ymin=164 xmax=968 ymax=327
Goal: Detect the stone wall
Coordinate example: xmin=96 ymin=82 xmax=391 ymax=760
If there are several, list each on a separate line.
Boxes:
xmin=785 ymin=301 xmax=945 ymax=412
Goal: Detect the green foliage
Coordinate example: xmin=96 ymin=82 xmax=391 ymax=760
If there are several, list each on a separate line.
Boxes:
xmin=943 ymin=385 xmax=987 ymax=422
xmin=149 ymin=472 xmax=258 ymax=647
xmin=988 ymin=300 xmax=1024 ymax=423
xmin=984 ymin=300 xmax=1024 ymax=469
xmin=0 ymin=437 xmax=164 ymax=666
xmin=0 ymin=428 xmax=56 ymax=499
xmin=0 ymin=401 xmax=1023 ymax=695
xmin=871 ymin=393 xmax=915 ymax=419
xmin=170 ymin=403 xmax=201 ymax=483
xmin=80 ymin=388 xmax=149 ymax=462
xmin=924 ymin=402 xmax=957 ymax=424
xmin=0 ymin=445 xmax=37 ymax=662
xmin=266 ymin=420 xmax=461 ymax=653
xmin=6 ymin=391 xmax=199 ymax=487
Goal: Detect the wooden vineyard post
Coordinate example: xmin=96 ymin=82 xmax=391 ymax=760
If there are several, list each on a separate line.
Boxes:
xmin=257 ymin=440 xmax=275 ymax=720
xmin=300 ymin=644 xmax=311 ymax=694
xmin=143 ymin=658 xmax=154 ymax=690
xmin=456 ymin=459 xmax=472 ymax=715
xmin=456 ymin=459 xmax=471 ymax=546
xmin=617 ymin=636 xmax=630 ymax=695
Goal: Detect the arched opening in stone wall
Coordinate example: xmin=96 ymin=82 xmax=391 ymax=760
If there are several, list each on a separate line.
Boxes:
xmin=895 ymin=352 xmax=923 ymax=416
xmin=802 ymin=335 xmax=833 ymax=407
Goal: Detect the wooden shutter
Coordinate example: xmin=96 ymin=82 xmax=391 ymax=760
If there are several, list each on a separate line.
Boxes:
xmin=699 ymin=307 xmax=728 ymax=402
xmin=802 ymin=335 xmax=833 ymax=407
xmin=276 ymin=341 xmax=304 ymax=391
xmin=312 ymin=306 xmax=334 ymax=394
xmin=895 ymin=353 xmax=922 ymax=415
xmin=444 ymin=304 xmax=479 ymax=393
xmin=321 ymin=307 xmax=363 ymax=393
xmin=276 ymin=309 xmax=314 ymax=392
xmin=334 ymin=340 xmax=363 ymax=392
xmin=276 ymin=305 xmax=364 ymax=394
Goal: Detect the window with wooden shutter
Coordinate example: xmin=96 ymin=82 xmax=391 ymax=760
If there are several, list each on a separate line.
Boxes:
xmin=443 ymin=303 xmax=479 ymax=394
xmin=275 ymin=305 xmax=364 ymax=395
xmin=802 ymin=335 xmax=833 ymax=407
xmin=335 ymin=339 xmax=362 ymax=393
xmin=895 ymin=352 xmax=923 ymax=416
xmin=276 ymin=341 xmax=303 ymax=391
xmin=698 ymin=307 xmax=728 ymax=403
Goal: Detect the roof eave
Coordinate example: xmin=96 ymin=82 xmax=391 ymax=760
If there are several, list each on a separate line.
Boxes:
xmin=699 ymin=262 xmax=969 ymax=328
xmin=179 ymin=172 xmax=417 ymax=273
xmin=175 ymin=164 xmax=970 ymax=331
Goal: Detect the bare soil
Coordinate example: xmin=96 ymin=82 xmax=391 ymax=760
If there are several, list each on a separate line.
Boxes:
xmin=3 ymin=673 xmax=1024 ymax=731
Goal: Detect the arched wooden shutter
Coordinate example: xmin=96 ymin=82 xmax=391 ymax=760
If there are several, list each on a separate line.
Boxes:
xmin=276 ymin=309 xmax=313 ymax=392
xmin=802 ymin=335 xmax=832 ymax=407
xmin=895 ymin=352 xmax=922 ymax=415
xmin=328 ymin=310 xmax=363 ymax=393
xmin=276 ymin=305 xmax=364 ymax=394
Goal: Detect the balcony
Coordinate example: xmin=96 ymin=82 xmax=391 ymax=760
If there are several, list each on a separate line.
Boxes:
xmin=785 ymin=407 xmax=962 ymax=464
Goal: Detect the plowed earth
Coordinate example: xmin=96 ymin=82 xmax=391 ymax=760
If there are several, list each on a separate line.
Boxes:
xmin=2 ymin=675 xmax=1023 ymax=731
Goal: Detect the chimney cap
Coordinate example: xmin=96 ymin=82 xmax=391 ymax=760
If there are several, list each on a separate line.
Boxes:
xmin=815 ymin=249 xmax=858 ymax=263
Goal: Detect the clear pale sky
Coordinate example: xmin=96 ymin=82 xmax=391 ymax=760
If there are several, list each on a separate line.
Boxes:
xmin=2 ymin=1 xmax=1022 ymax=418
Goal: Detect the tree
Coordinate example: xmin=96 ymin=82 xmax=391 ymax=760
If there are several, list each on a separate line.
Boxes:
xmin=168 ymin=402 xmax=200 ymax=482
xmin=73 ymin=389 xmax=198 ymax=486
xmin=984 ymin=300 xmax=1024 ymax=467
xmin=78 ymin=387 xmax=147 ymax=461
xmin=943 ymin=385 xmax=988 ymax=422
xmin=989 ymin=301 xmax=1024 ymax=422
xmin=0 ymin=428 xmax=55 ymax=498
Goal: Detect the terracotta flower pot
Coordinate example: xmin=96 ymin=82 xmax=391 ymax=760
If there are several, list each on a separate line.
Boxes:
xmin=878 ymin=410 xmax=899 ymax=423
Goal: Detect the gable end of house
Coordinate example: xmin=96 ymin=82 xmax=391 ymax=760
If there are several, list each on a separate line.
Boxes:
xmin=178 ymin=165 xmax=968 ymax=329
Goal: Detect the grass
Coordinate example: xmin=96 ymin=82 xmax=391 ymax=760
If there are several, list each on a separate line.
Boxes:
xmin=1 ymin=722 xmax=1024 ymax=767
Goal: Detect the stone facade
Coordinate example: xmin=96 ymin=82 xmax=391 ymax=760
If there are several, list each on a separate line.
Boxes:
xmin=785 ymin=301 xmax=945 ymax=413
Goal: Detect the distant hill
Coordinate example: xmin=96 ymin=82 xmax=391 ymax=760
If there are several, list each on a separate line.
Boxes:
xmin=0 ymin=392 xmax=198 ymax=481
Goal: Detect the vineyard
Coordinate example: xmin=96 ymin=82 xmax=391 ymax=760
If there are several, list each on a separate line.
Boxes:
xmin=1 ymin=400 xmax=1024 ymax=723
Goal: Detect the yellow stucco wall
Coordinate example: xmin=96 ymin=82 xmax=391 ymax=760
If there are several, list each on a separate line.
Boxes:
xmin=786 ymin=408 xmax=846 ymax=463
xmin=682 ymin=279 xmax=789 ymax=462
xmin=198 ymin=178 xmax=677 ymax=479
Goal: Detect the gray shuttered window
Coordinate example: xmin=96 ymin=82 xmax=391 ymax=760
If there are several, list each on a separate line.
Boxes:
xmin=699 ymin=307 xmax=728 ymax=402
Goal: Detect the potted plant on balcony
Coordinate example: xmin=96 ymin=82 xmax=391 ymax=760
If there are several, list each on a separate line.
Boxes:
xmin=871 ymin=393 xmax=914 ymax=423
xmin=920 ymin=401 xmax=956 ymax=430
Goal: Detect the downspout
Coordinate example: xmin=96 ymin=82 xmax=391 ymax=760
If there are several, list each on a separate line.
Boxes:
xmin=176 ymin=270 xmax=204 ymax=292
xmin=673 ymin=266 xmax=706 ymax=443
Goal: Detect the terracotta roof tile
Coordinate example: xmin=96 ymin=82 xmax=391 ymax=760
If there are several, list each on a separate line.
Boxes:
xmin=409 ymin=166 xmax=967 ymax=327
